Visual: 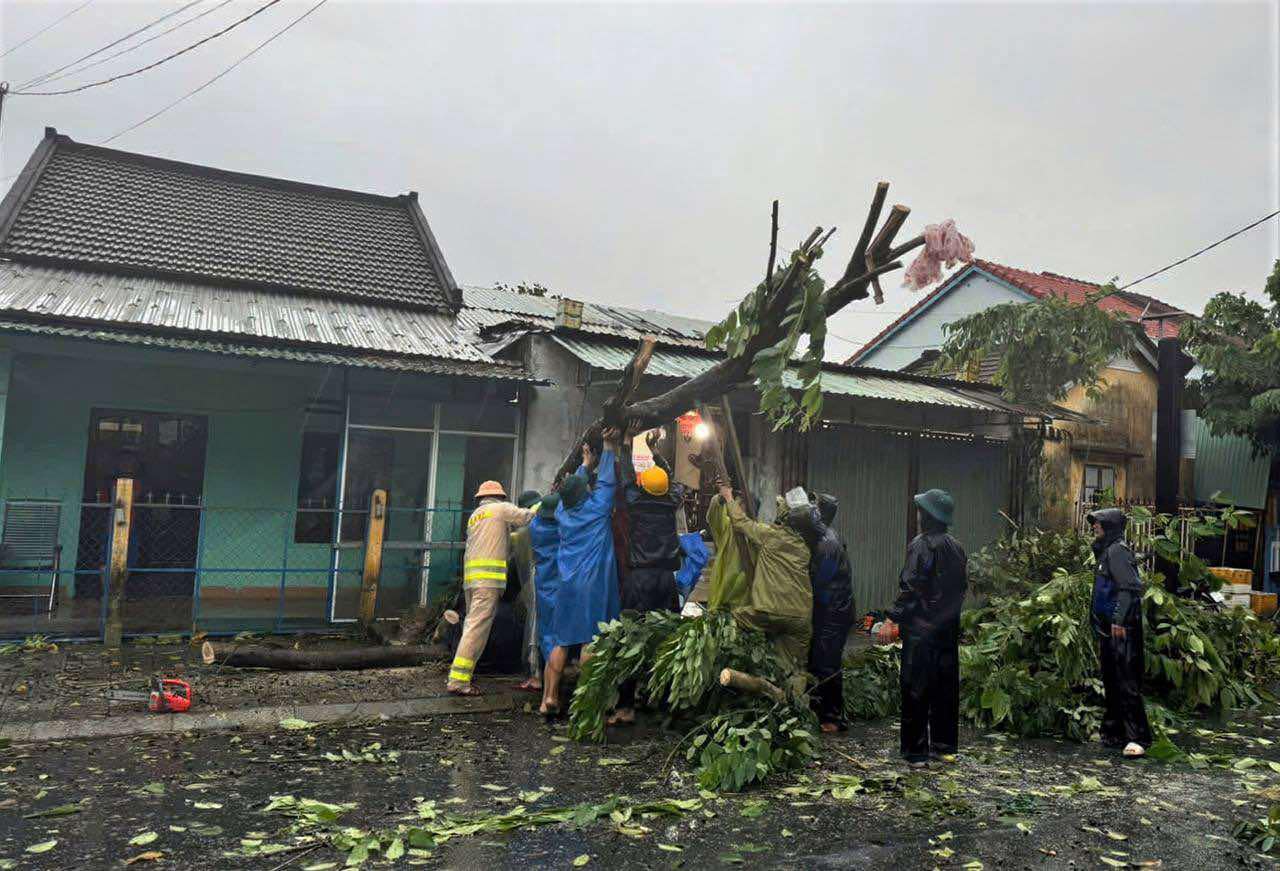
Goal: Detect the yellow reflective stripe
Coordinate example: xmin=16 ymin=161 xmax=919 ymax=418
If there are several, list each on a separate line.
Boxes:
xmin=467 ymin=510 xmax=493 ymax=527
xmin=448 ymin=670 xmax=472 ymax=683
xmin=464 ymin=571 xmax=507 ymax=581
xmin=453 ymin=656 xmax=475 ymax=669
xmin=465 ymin=559 xmax=507 ymax=568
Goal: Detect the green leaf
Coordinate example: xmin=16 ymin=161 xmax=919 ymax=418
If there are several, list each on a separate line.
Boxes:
xmin=23 ymin=802 xmax=82 ymax=819
xmin=573 ymin=854 xmax=591 ymax=866
xmin=26 ymin=840 xmax=58 ymax=854
xmin=279 ymin=717 xmax=317 ymax=730
xmin=386 ymin=838 xmax=405 ymax=861
xmin=129 ymin=832 xmax=159 ymax=847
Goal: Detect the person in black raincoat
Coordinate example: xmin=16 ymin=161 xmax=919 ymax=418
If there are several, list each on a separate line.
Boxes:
xmin=1087 ymin=507 xmax=1151 ymax=757
xmin=807 ymin=493 xmax=855 ymax=732
xmin=610 ymin=428 xmax=685 ymax=726
xmin=878 ymin=488 xmax=967 ymax=768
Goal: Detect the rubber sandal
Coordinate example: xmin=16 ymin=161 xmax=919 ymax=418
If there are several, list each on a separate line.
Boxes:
xmin=1122 ymin=742 xmax=1145 ymax=758
xmin=514 ymin=679 xmax=542 ymax=693
xmin=448 ymin=685 xmax=483 ymax=698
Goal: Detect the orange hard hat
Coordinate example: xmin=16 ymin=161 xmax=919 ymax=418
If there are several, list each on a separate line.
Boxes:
xmin=638 ymin=465 xmax=669 ymax=497
xmin=474 ymin=480 xmax=507 ymax=499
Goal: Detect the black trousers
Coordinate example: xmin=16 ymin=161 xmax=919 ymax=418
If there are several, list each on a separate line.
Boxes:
xmin=808 ymin=604 xmax=854 ymax=725
xmin=1099 ymin=620 xmax=1152 ymax=747
xmin=618 ymin=567 xmax=678 ymax=709
xmin=899 ymin=620 xmax=960 ymax=762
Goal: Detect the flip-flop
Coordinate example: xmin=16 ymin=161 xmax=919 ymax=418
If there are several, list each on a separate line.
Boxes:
xmin=540 ymin=704 xmax=561 ymax=721
xmin=448 ymin=686 xmax=483 ymax=698
xmin=514 ymin=679 xmax=542 ymax=693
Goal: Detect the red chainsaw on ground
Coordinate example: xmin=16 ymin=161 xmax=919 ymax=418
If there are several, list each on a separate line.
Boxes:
xmin=107 ymin=678 xmax=193 ymax=713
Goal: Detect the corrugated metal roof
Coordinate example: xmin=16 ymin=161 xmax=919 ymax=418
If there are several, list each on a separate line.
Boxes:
xmin=0 ymin=318 xmax=540 ymax=381
xmin=459 ymin=285 xmax=710 ymax=348
xmin=550 ymin=334 xmax=1042 ymax=414
xmin=0 ymin=263 xmax=490 ymax=361
xmin=1193 ymin=415 xmax=1272 ymax=508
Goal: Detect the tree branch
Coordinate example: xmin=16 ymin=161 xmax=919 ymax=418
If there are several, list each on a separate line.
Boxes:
xmin=765 ymin=199 xmax=779 ymax=293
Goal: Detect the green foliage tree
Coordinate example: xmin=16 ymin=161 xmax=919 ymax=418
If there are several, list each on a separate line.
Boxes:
xmin=1182 ymin=260 xmax=1280 ymax=454
xmin=935 ymin=288 xmax=1137 ymax=406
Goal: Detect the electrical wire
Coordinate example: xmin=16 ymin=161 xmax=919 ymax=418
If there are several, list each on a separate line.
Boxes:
xmin=34 ymin=0 xmax=237 ymax=90
xmin=102 ymin=0 xmax=329 ymax=145
xmin=13 ymin=0 xmax=288 ymax=97
xmin=15 ymin=0 xmax=204 ymax=91
xmin=1120 ymin=209 xmax=1280 ymax=290
xmin=0 ymin=0 xmax=98 ymax=60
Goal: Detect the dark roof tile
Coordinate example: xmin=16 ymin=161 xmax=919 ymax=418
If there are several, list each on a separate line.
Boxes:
xmin=0 ymin=130 xmax=457 ymax=311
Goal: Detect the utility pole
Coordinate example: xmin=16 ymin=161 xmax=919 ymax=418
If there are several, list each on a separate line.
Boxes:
xmin=1155 ymin=337 xmax=1193 ymax=590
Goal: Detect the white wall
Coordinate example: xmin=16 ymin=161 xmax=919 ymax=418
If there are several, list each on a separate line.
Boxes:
xmin=856 ymin=271 xmax=1032 ymax=371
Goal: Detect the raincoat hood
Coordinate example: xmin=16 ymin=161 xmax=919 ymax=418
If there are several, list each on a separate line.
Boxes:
xmin=816 ymin=494 xmax=839 ymax=527
xmin=1088 ymin=507 xmax=1127 ymax=552
xmin=536 ymin=492 xmax=561 ymax=520
xmin=559 ymin=474 xmax=589 ymax=510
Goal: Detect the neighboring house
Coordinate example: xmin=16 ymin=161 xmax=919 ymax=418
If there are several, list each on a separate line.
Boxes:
xmin=460 ymin=284 xmax=1088 ymax=611
xmin=0 ymin=129 xmax=535 ymax=639
xmin=846 ymin=259 xmax=1274 ymax=581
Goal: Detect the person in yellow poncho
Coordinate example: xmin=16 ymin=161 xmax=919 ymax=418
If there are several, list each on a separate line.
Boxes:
xmin=711 ymin=484 xmax=814 ymax=669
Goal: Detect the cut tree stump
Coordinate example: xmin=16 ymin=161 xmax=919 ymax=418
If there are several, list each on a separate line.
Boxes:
xmin=201 ymin=641 xmax=448 ymax=671
xmin=719 ymin=667 xmax=785 ymax=702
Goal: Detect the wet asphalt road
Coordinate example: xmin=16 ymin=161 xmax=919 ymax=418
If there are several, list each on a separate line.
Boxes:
xmin=4 ymin=704 xmax=1280 ymax=869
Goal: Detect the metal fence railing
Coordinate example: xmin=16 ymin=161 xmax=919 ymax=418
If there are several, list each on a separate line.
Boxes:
xmin=0 ymin=490 xmax=472 ymax=642
xmin=1074 ymin=501 xmax=1198 ymax=574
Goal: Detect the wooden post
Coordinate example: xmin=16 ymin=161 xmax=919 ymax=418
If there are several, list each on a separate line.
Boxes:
xmin=357 ymin=489 xmax=387 ymax=632
xmin=718 ymin=397 xmax=755 ymax=519
xmin=103 ymin=477 xmax=134 ymax=649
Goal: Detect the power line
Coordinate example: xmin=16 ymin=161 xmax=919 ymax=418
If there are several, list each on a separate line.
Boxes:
xmin=14 ymin=0 xmax=287 ymax=96
xmin=0 ymin=0 xmax=98 ymax=60
xmin=1120 ymin=209 xmax=1280 ymax=291
xmin=16 ymin=0 xmax=204 ymax=91
xmin=103 ymin=0 xmax=329 ymax=144
xmin=35 ymin=0 xmax=237 ymax=90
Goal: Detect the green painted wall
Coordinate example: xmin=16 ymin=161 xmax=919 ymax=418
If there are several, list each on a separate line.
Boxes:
xmin=0 ymin=336 xmax=522 ymax=629
xmin=0 ymin=341 xmax=334 ymax=596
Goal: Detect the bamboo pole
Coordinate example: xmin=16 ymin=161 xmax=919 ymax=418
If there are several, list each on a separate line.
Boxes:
xmin=103 ymin=477 xmax=134 ymax=649
xmin=357 ymin=489 xmax=387 ymax=632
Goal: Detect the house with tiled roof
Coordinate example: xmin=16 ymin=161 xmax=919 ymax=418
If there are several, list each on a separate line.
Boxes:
xmin=843 ymin=258 xmax=1272 ymax=539
xmin=0 ymin=128 xmax=539 ymax=639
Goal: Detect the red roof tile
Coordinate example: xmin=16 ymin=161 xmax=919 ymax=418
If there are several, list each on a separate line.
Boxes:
xmin=846 ymin=259 xmax=1188 ymax=363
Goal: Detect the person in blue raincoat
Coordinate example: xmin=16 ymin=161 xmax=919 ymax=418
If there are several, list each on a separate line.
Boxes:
xmin=528 ymin=493 xmax=562 ymax=669
xmin=540 ymin=427 xmax=622 ymax=717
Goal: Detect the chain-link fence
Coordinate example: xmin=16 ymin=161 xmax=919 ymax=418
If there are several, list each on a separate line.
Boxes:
xmin=0 ymin=494 xmax=474 ymax=641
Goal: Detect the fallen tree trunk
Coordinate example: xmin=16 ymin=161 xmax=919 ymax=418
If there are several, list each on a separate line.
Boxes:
xmin=553 ymin=335 xmax=658 ymax=485
xmin=719 ymin=667 xmax=785 ymax=702
xmin=201 ymin=641 xmax=448 ymax=671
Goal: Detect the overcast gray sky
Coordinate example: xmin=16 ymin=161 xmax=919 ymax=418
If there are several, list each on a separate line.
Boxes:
xmin=2 ymin=0 xmax=1277 ymax=359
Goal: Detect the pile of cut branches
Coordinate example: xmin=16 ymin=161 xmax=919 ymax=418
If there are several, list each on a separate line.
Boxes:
xmin=568 ymin=610 xmax=818 ymax=792
xmin=843 ymin=513 xmax=1280 ymax=743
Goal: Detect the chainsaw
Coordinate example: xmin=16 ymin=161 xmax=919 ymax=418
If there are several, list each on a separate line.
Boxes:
xmin=107 ymin=678 xmax=192 ymax=713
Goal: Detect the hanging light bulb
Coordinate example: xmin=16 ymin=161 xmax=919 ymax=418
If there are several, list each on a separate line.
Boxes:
xmin=693 ymin=421 xmax=711 ymax=440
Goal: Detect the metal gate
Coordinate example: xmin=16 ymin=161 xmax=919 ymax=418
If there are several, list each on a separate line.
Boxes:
xmin=807 ymin=425 xmax=911 ymax=612
xmin=918 ymin=433 xmax=1012 ymax=557
xmin=807 ymin=425 xmax=1012 ymax=612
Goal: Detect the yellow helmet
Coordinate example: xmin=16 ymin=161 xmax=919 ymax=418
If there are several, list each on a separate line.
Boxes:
xmin=638 ymin=465 xmax=669 ymax=497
